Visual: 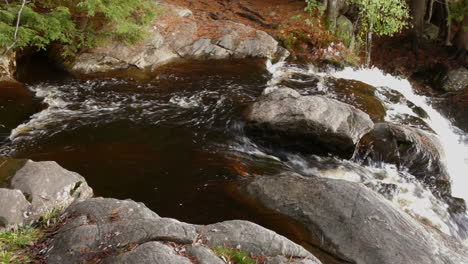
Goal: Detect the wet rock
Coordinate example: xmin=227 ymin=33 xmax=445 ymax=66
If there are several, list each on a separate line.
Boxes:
xmin=0 ymin=158 xmax=93 ymax=227
xmin=245 ymin=87 xmax=374 ymax=155
xmin=357 ymin=123 xmax=449 ymax=195
xmin=0 ymin=53 xmax=16 ymax=82
xmin=47 ymin=198 xmax=321 ymax=264
xmin=327 ymin=78 xmax=386 ymax=122
xmin=0 ymin=188 xmax=29 ymax=228
xmin=240 ymin=173 xmax=468 ymax=264
xmin=70 ymin=3 xmax=287 ymax=75
xmin=439 ymin=67 xmax=468 ymax=92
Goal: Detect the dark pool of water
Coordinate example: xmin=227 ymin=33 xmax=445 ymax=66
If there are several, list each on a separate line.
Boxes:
xmin=2 ymin=58 xmax=297 ymax=224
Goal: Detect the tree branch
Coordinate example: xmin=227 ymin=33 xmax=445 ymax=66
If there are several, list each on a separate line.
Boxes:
xmin=2 ymin=0 xmax=28 ymax=55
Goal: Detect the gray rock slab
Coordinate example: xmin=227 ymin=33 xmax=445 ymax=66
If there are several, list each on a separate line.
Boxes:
xmin=47 ymin=198 xmax=321 ymax=264
xmin=242 ymin=173 xmax=468 ymax=264
xmin=101 ymin=242 xmax=193 ymax=264
xmin=10 ymin=160 xmax=93 ymax=219
xmin=0 ymin=188 xmax=30 ymax=228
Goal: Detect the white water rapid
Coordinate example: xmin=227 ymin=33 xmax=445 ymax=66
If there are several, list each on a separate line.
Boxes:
xmin=266 ymin=60 xmax=468 ymax=241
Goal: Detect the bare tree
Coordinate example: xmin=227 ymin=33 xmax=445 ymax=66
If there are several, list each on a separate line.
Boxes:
xmin=444 ymin=0 xmax=452 ymax=46
xmin=2 ymin=0 xmax=28 ymax=55
xmin=411 ymin=0 xmax=428 ymax=49
xmin=426 ymin=0 xmax=435 ymax=22
xmin=326 ymin=0 xmax=339 ymax=29
xmin=454 ymin=14 xmax=467 ymax=62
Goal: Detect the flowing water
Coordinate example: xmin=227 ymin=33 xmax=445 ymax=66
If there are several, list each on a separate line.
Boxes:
xmin=1 ymin=58 xmax=467 ymax=246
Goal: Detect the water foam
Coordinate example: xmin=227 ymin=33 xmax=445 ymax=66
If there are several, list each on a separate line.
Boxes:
xmin=331 ymin=67 xmax=468 ymax=202
xmin=265 ymin=60 xmax=468 ymax=240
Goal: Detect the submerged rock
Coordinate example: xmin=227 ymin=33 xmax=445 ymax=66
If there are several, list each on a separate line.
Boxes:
xmin=245 ymin=87 xmax=374 ymax=155
xmin=357 ymin=123 xmax=450 ymax=195
xmin=46 ymin=198 xmax=321 ymax=264
xmin=70 ymin=3 xmax=287 ymax=76
xmin=0 ymin=157 xmax=93 ymax=228
xmin=240 ymin=173 xmax=468 ymax=264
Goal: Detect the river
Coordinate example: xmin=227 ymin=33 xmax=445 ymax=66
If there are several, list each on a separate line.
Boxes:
xmin=1 ymin=57 xmax=467 ymax=247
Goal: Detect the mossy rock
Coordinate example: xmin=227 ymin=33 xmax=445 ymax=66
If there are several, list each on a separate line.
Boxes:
xmin=327 ymin=78 xmax=386 ymax=122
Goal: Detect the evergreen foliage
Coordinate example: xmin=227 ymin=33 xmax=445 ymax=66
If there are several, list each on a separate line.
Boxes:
xmin=449 ymin=0 xmax=468 ymax=23
xmin=0 ymin=0 xmax=158 ymax=57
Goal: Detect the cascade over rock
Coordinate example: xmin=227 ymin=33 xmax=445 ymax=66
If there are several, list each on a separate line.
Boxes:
xmin=357 ymin=123 xmax=451 ymax=196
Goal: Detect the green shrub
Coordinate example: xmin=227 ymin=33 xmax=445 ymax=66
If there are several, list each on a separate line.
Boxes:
xmin=0 ymin=0 xmax=158 ymax=57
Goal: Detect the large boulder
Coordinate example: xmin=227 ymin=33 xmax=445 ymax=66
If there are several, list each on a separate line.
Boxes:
xmin=0 ymin=157 xmax=93 ymax=228
xmin=0 ymin=188 xmax=30 ymax=228
xmin=245 ymin=87 xmax=374 ymax=155
xmin=46 ymin=198 xmax=321 ymax=264
xmin=240 ymin=173 xmax=468 ymax=264
xmin=70 ymin=3 xmax=287 ymax=75
xmin=424 ymin=22 xmax=440 ymax=41
xmin=439 ymin=67 xmax=468 ymax=92
xmin=356 ymin=123 xmax=450 ymax=196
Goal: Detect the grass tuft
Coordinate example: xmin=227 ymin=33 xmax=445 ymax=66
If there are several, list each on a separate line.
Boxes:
xmin=213 ymin=247 xmax=256 ymax=264
xmin=0 ymin=226 xmax=42 ymax=264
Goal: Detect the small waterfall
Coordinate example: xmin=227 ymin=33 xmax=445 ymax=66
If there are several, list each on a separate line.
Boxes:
xmin=265 ymin=60 xmax=468 ymax=241
xmin=331 ymin=67 xmax=468 ymax=203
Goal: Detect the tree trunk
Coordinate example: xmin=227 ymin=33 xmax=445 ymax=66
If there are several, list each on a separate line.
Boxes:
xmin=411 ymin=0 xmax=428 ymax=49
xmin=365 ymin=22 xmax=373 ymax=67
xmin=426 ymin=0 xmax=434 ymax=23
xmin=454 ymin=14 xmax=467 ymax=63
xmin=444 ymin=0 xmax=452 ymax=46
xmin=326 ymin=0 xmax=339 ymax=29
xmin=322 ymin=0 xmax=328 ymax=11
